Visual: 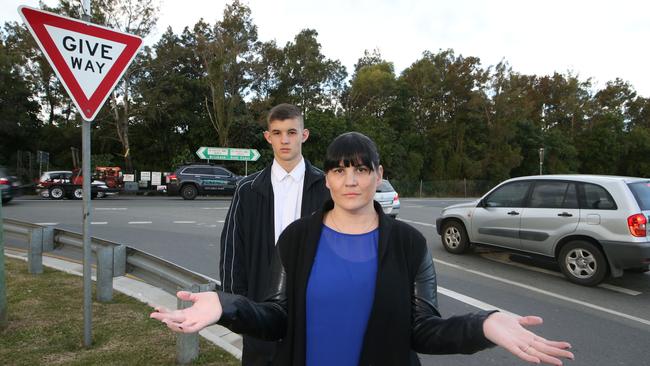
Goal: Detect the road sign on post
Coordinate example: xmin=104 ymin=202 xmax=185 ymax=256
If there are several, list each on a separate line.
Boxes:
xmin=195 ymin=147 xmax=261 ymax=162
xmin=19 ymin=3 xmax=143 ymax=348
xmin=18 ymin=6 xmax=143 ymax=121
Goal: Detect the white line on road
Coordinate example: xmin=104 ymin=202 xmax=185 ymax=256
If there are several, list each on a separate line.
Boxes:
xmin=397 ymin=218 xmax=436 ymax=228
xmin=201 ymin=207 xmax=229 ymax=210
xmin=173 ymin=221 xmax=196 ymax=224
xmin=482 ymin=254 xmax=642 ymax=296
xmin=438 ymin=287 xmax=518 ymax=316
xmin=435 ymin=257 xmax=650 ymax=327
xmin=128 ymin=221 xmax=152 ymax=224
xmin=35 ymin=222 xmax=58 ymax=226
xmin=598 ymin=283 xmax=642 ymax=296
xmin=95 ymin=208 xmax=127 ymax=210
xmin=91 ymin=222 xmax=108 ymax=225
xmin=217 ymin=220 xmax=225 ymax=223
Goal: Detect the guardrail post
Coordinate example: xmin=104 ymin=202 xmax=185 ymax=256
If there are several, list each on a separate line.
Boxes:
xmin=42 ymin=226 xmax=54 ymax=252
xmin=176 ymin=283 xmax=211 ymax=364
xmin=113 ymin=245 xmax=126 ymax=277
xmin=28 ymin=227 xmax=43 ymax=274
xmin=96 ymin=246 xmax=113 ymax=302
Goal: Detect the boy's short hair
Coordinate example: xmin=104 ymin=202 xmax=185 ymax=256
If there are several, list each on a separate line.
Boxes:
xmin=266 ymin=103 xmax=304 ymax=129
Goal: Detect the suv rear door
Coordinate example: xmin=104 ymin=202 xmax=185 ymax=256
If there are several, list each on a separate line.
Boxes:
xmin=211 ymin=167 xmax=236 ymax=192
xmin=519 ymin=180 xmax=580 ymax=255
xmin=183 ymin=167 xmax=218 ymax=193
xmin=471 ymin=180 xmax=532 ymax=249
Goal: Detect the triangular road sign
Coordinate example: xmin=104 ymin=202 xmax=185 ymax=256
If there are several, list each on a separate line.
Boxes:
xmin=18 ymin=6 xmax=143 ymax=121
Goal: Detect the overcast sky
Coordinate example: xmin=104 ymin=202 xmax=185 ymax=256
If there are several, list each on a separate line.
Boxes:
xmin=4 ymin=0 xmax=650 ymax=96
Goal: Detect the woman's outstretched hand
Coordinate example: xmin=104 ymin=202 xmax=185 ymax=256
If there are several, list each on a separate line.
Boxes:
xmin=150 ymin=291 xmax=222 ymax=333
xmin=483 ymin=312 xmax=574 ymax=365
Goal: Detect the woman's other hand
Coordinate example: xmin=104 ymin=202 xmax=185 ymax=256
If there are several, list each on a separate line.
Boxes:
xmin=483 ymin=312 xmax=574 ymax=365
xmin=150 ymin=291 xmax=223 ymax=333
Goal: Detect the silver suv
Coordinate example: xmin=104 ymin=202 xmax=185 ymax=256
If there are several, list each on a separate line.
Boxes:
xmin=436 ymin=175 xmax=650 ymax=286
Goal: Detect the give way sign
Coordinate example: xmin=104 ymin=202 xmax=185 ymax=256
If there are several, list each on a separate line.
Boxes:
xmin=18 ymin=6 xmax=143 ymax=121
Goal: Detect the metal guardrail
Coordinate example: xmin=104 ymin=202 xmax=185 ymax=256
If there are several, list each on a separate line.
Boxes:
xmin=1 ymin=218 xmax=218 ymax=364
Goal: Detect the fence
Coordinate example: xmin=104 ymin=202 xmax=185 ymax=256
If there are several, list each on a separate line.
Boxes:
xmin=390 ymin=179 xmax=495 ymax=198
xmin=1 ymin=218 xmax=217 ymax=364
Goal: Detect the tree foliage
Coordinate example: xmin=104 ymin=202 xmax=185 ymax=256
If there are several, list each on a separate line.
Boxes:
xmin=2 ymin=0 xmax=650 ymax=185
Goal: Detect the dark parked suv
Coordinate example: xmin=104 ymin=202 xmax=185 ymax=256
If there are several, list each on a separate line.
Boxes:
xmin=167 ymin=163 xmax=242 ymax=200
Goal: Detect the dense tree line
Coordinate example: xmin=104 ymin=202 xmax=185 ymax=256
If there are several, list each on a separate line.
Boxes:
xmin=2 ymin=0 xmax=650 ymax=192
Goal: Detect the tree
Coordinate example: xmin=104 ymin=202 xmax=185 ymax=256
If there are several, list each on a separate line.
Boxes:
xmin=185 ymin=0 xmax=257 ymax=148
xmin=0 ymin=36 xmax=41 ymax=167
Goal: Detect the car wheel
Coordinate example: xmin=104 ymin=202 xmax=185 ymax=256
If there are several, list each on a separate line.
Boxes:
xmin=96 ymin=192 xmax=106 ymax=199
xmin=49 ymin=186 xmax=65 ymax=200
xmin=558 ymin=240 xmax=608 ymax=286
xmin=181 ymin=184 xmax=198 ymax=200
xmin=73 ymin=188 xmax=83 ymax=199
xmin=1 ymin=197 xmax=11 ymax=204
xmin=441 ymin=221 xmax=470 ymax=254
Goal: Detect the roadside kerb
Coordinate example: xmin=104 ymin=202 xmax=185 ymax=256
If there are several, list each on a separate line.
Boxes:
xmin=1 ymin=218 xmax=240 ymax=363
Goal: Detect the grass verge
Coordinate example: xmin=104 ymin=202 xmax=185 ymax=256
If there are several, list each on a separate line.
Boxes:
xmin=0 ymin=257 xmax=239 ymax=365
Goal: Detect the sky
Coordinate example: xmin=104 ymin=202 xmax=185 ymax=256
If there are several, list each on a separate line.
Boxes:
xmin=4 ymin=0 xmax=650 ymax=96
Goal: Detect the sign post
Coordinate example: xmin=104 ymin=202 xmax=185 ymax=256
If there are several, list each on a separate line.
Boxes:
xmin=0 ymin=191 xmax=7 ymax=330
xmin=195 ymin=147 xmax=261 ymax=176
xmin=19 ymin=3 xmax=142 ymax=347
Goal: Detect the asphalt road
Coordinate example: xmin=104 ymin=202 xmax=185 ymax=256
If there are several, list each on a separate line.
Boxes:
xmin=3 ymin=195 xmax=650 ymax=366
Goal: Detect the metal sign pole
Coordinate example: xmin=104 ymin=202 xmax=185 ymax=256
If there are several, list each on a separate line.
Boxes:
xmin=0 ymin=190 xmax=7 ymax=330
xmin=81 ymin=0 xmax=93 ymax=348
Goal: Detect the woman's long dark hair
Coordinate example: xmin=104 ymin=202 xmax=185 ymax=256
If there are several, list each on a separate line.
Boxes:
xmin=323 ymin=132 xmax=380 ymax=172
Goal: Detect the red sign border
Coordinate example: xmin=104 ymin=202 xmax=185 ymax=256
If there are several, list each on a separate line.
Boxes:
xmin=18 ymin=6 xmax=143 ymax=121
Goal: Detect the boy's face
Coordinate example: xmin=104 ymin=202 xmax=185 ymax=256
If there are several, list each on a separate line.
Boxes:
xmin=263 ymin=118 xmax=309 ymax=166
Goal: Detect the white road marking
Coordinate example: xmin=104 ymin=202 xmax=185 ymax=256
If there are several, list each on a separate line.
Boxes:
xmin=397 ymin=218 xmax=436 ymax=228
xmin=598 ymin=284 xmax=642 ymax=296
xmin=128 ymin=221 xmax=152 ymax=224
xmin=91 ymin=222 xmax=108 ymax=225
xmin=435 ymin=257 xmax=650 ymax=327
xmin=173 ymin=221 xmax=196 ymax=224
xmin=217 ymin=220 xmax=225 ymax=223
xmin=405 ymin=205 xmax=425 ymax=208
xmin=95 ymin=208 xmax=127 ymax=210
xmin=201 ymin=207 xmax=229 ymax=210
xmin=438 ymin=287 xmax=518 ymax=316
xmin=35 ymin=222 xmax=58 ymax=226
xmin=483 ymin=254 xmax=642 ymax=296
xmin=207 ymin=225 xmax=217 ymax=228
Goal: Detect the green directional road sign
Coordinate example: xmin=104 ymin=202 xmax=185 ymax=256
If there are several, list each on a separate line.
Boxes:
xmin=196 ymin=147 xmax=261 ymax=161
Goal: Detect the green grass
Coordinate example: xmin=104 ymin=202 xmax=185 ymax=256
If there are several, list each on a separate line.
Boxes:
xmin=0 ymin=257 xmax=239 ymax=365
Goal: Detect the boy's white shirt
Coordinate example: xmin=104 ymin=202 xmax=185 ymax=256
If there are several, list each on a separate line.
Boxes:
xmin=271 ymin=157 xmax=305 ymax=244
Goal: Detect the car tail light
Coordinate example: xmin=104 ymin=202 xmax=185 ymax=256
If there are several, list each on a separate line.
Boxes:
xmin=0 ymin=178 xmax=9 ymax=185
xmin=393 ymin=193 xmax=399 ymax=202
xmin=627 ymin=214 xmax=647 ymax=237
xmin=167 ymin=174 xmax=177 ymax=183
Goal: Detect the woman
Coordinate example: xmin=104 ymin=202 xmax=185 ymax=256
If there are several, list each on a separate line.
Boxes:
xmin=151 ymin=132 xmax=574 ymax=366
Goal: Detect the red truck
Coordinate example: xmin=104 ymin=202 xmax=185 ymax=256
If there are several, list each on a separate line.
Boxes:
xmin=36 ymin=168 xmax=118 ymax=199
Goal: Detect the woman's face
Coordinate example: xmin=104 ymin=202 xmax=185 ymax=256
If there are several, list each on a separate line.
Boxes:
xmin=325 ymin=162 xmax=383 ymax=214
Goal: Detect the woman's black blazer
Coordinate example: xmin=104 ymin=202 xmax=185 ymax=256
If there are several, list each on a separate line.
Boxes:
xmin=218 ymin=200 xmax=494 ymax=365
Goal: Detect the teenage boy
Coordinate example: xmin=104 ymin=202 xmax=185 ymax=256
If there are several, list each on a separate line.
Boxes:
xmin=219 ymin=103 xmax=330 ymax=365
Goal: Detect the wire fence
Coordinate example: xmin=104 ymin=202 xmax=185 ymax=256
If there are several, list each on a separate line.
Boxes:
xmin=390 ymin=179 xmax=496 ymax=198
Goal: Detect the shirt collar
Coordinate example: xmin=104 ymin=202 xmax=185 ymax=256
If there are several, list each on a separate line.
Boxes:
xmin=272 ymin=157 xmax=305 ymax=182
